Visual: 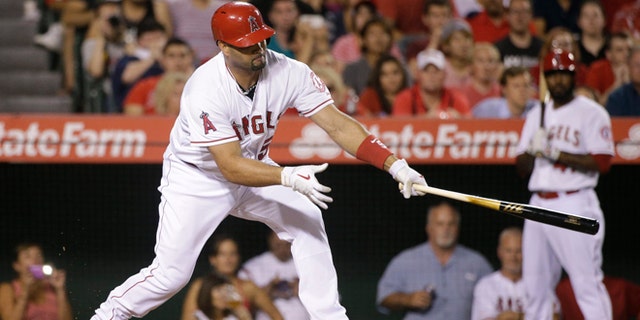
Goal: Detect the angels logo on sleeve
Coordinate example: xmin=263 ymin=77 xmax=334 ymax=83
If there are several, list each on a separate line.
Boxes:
xmin=200 ymin=111 xmax=216 ymax=134
xmin=310 ymin=71 xmax=327 ymax=92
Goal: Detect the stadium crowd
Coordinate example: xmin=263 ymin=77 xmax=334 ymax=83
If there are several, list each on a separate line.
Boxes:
xmin=29 ymin=0 xmax=640 ymax=117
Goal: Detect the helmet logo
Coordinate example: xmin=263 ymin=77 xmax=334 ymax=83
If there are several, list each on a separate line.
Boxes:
xmin=248 ymin=16 xmax=260 ymax=33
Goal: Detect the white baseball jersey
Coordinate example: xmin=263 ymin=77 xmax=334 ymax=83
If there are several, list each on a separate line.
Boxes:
xmin=472 ymin=271 xmax=560 ymax=320
xmin=238 ymin=252 xmax=309 ymax=320
xmin=516 ymin=95 xmax=614 ymax=191
xmin=168 ymin=49 xmax=333 ymax=173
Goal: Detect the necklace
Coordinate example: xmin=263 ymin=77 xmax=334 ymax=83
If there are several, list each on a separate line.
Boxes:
xmin=240 ymin=83 xmax=257 ymax=95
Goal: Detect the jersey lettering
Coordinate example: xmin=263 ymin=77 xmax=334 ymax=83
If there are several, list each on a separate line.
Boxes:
xmin=548 ymin=125 xmax=580 ymax=146
xmin=200 ymin=112 xmax=216 ymax=134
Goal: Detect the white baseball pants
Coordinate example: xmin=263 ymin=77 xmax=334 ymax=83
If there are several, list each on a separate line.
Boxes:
xmin=523 ymin=189 xmax=612 ymax=320
xmin=91 ymin=154 xmax=348 ymax=320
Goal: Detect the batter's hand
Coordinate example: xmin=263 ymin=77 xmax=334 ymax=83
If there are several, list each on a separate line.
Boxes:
xmin=389 ymin=159 xmax=427 ymax=199
xmin=281 ymin=163 xmax=333 ymax=209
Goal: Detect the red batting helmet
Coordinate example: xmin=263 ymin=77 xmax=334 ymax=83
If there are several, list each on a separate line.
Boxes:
xmin=211 ymin=1 xmax=275 ymax=48
xmin=543 ymin=48 xmax=576 ymax=73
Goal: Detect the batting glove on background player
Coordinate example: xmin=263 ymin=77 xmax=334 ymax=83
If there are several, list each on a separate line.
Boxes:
xmin=527 ymin=128 xmax=548 ymax=157
xmin=281 ymin=163 xmax=333 ymax=209
xmin=389 ymin=159 xmax=427 ymax=199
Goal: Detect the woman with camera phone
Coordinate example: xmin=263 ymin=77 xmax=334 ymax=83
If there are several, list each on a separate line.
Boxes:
xmin=181 ymin=235 xmax=283 ymax=320
xmin=193 ymin=273 xmax=253 ymax=320
xmin=0 ymin=242 xmax=72 ymax=320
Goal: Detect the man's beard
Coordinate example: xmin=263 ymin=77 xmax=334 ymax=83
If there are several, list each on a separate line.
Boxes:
xmin=549 ymin=82 xmax=575 ymax=105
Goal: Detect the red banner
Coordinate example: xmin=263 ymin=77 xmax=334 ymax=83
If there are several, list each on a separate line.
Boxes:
xmin=1 ymin=114 xmax=639 ymax=164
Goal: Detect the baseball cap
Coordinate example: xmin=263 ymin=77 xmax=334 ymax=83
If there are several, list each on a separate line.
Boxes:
xmin=417 ymin=49 xmax=446 ymax=70
xmin=440 ymin=18 xmax=472 ymax=42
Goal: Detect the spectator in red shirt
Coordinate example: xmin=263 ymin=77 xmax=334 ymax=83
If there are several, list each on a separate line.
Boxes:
xmin=585 ymin=32 xmax=633 ymax=105
xmin=611 ymin=1 xmax=640 ymax=40
xmin=392 ymin=48 xmax=471 ymax=118
xmin=123 ymin=37 xmax=195 ymax=115
xmin=455 ymin=42 xmax=503 ymax=108
xmin=372 ymin=0 xmax=428 ymax=53
xmin=466 ymin=0 xmax=536 ymax=43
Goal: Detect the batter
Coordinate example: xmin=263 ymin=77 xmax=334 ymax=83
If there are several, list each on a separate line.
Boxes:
xmin=515 ymin=48 xmax=614 ymax=320
xmin=91 ymin=2 xmax=427 ymax=319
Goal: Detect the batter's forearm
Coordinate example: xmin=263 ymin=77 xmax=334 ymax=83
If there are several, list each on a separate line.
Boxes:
xmin=216 ymin=156 xmax=283 ymax=187
xmin=556 ymin=152 xmax=599 ymax=172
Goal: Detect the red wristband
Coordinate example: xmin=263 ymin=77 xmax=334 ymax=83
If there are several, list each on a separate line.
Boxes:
xmin=356 ymin=135 xmax=393 ymax=170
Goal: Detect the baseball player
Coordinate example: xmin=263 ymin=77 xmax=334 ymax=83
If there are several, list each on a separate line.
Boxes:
xmin=91 ymin=2 xmax=428 ymax=319
xmin=471 ymin=227 xmax=561 ymax=320
xmin=515 ymin=48 xmax=614 ymax=320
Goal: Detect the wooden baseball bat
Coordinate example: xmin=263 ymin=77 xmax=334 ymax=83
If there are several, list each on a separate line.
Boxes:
xmin=411 ymin=184 xmax=599 ymax=235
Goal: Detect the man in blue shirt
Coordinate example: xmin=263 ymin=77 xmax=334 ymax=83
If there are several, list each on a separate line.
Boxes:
xmin=377 ymin=201 xmax=493 ymax=320
xmin=606 ymin=46 xmax=640 ymax=116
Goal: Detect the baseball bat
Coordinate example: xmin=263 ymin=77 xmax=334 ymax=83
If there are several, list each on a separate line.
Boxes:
xmin=410 ymin=184 xmax=599 ymax=235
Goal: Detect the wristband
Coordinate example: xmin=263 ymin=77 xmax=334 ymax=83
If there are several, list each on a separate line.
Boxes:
xmin=356 ymin=134 xmax=393 ymax=169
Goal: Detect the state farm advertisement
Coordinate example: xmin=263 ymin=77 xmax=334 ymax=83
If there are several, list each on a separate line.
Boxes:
xmin=0 ymin=114 xmax=639 ymax=164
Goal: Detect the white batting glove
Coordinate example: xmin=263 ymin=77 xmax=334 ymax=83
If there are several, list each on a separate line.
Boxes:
xmin=542 ymin=146 xmax=561 ymax=161
xmin=527 ymin=128 xmax=548 ymax=157
xmin=281 ymin=163 xmax=333 ymax=209
xmin=388 ymin=159 xmax=427 ymax=199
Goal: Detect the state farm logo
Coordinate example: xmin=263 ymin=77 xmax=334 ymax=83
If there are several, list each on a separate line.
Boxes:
xmin=0 ymin=121 xmax=147 ymax=158
xmin=288 ymin=123 xmax=520 ymax=160
xmin=616 ymin=124 xmax=640 ymax=160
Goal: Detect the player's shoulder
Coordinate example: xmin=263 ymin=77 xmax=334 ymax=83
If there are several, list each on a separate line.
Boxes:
xmin=475 ymin=271 xmax=501 ymax=288
xmin=574 ymin=96 xmax=610 ymax=118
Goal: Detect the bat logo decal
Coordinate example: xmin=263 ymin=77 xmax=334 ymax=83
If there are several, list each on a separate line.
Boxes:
xmin=500 ymin=203 xmax=524 ymax=214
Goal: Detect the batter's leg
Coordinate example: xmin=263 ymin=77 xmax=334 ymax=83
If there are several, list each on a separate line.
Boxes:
xmin=544 ymin=191 xmax=612 ymax=320
xmin=523 ymin=219 xmax=562 ymax=320
xmin=92 ymin=157 xmax=236 ymax=319
xmin=232 ymin=185 xmax=348 ymax=320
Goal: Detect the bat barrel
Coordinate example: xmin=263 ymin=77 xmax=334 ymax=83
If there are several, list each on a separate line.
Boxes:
xmin=499 ymin=202 xmax=600 ymax=235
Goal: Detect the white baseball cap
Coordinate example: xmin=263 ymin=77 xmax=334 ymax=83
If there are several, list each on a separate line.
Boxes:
xmin=417 ymin=48 xmax=446 ymax=70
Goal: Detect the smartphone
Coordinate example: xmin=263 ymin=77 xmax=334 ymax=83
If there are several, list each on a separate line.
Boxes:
xmin=299 ymin=14 xmax=325 ymax=29
xmin=29 ymin=264 xmax=53 ymax=279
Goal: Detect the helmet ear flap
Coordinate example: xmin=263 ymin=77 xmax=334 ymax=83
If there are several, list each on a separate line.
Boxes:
xmin=211 ymin=1 xmax=275 ymax=48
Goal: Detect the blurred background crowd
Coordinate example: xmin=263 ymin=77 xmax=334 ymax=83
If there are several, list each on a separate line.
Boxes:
xmin=5 ymin=0 xmax=640 ymax=118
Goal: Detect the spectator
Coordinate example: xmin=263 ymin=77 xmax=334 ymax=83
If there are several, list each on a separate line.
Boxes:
xmin=404 ymin=0 xmax=453 ymax=79
xmin=532 ymin=0 xmax=583 ymax=36
xmin=111 ymin=19 xmax=168 ymax=112
xmin=556 ymin=275 xmax=640 ymax=320
xmin=58 ymin=0 xmax=94 ymax=96
xmin=467 ymin=0 xmax=536 ymax=43
xmin=342 ymin=17 xmax=396 ymax=95
xmin=81 ymin=0 xmax=127 ymax=112
xmin=393 ymin=48 xmax=471 ymax=118
xmin=574 ymin=85 xmax=599 ymax=101
xmin=611 ymin=1 xmax=640 ymax=40
xmin=165 ymin=0 xmax=229 ymax=64
xmin=450 ymin=0 xmax=482 ymax=19
xmin=331 ymin=0 xmax=378 ymax=70
xmin=377 ymin=201 xmax=493 ymax=320
xmin=181 ymin=234 xmax=284 ymax=320
xmin=294 ymin=0 xmax=346 ymax=44
xmin=472 ymin=227 xmax=561 ymax=320
xmin=123 ymin=37 xmax=195 ymax=115
xmin=606 ymin=46 xmax=640 ymax=116
xmin=373 ymin=0 xmax=428 ymax=54
xmin=585 ymin=32 xmax=632 ymax=105
xmin=0 ymin=242 xmax=73 ymax=320
xmin=357 ymin=55 xmax=410 ymax=116
xmin=266 ymin=0 xmax=300 ymax=58
xmin=153 ymin=71 xmax=188 ymax=116
xmin=576 ymin=0 xmax=608 ymax=67
xmin=440 ymin=18 xmax=474 ymax=88
xmin=473 ymin=66 xmax=537 ymax=118
xmin=515 ymin=48 xmax=614 ymax=320
xmin=289 ymin=14 xmax=331 ymax=65
xmin=530 ymin=26 xmax=588 ymax=88
xmin=120 ymin=0 xmax=173 ymax=37
xmin=308 ymin=49 xmax=341 ymax=74
xmin=495 ymin=0 xmax=543 ymax=69
xmin=239 ymin=230 xmax=309 ymax=320
xmin=192 ymin=273 xmax=252 ymax=320
xmin=284 ymin=66 xmax=359 ymax=116
xmin=457 ymin=42 xmax=503 ymax=108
